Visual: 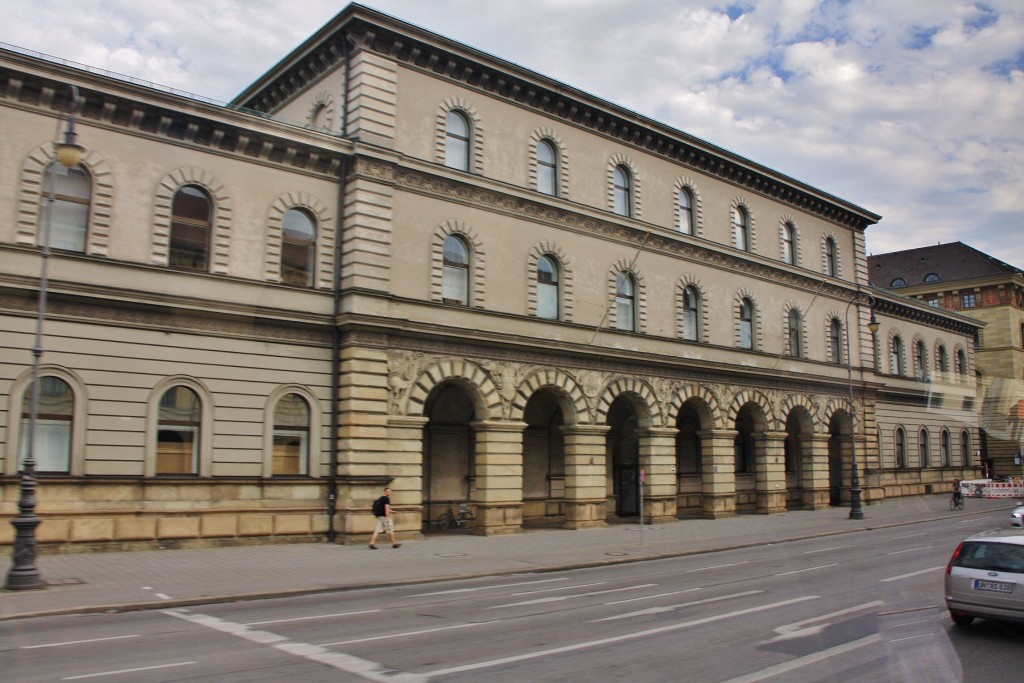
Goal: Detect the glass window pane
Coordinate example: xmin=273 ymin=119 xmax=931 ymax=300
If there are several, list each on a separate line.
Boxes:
xmin=48 ymin=201 xmax=90 ymax=251
xmin=274 ymin=394 xmax=309 ymax=476
xmin=613 ymin=166 xmax=630 ymax=217
xmin=537 ymin=255 xmax=559 ymax=319
xmin=281 ymin=209 xmax=316 ymax=286
xmin=170 ymin=186 xmax=211 ymax=271
xmin=157 ymin=387 xmax=200 ymax=475
xmin=446 ymin=111 xmax=470 ymax=171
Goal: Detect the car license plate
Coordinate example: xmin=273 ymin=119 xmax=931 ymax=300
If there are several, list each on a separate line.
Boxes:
xmin=973 ymin=579 xmax=1013 ymax=593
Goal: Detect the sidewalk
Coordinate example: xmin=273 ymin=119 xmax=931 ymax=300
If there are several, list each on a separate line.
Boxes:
xmin=1 ymin=495 xmax=1015 ymax=621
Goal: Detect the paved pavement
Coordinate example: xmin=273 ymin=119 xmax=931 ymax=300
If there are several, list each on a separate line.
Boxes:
xmin=1 ymin=495 xmax=1017 ymax=621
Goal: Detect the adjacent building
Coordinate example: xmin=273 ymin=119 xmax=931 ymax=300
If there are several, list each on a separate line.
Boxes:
xmin=1 ymin=4 xmax=983 ymax=550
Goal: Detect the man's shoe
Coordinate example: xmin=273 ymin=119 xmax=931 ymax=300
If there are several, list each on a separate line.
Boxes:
xmin=393 ymin=543 xmax=402 ymax=549
xmin=369 ymin=545 xmax=378 ymax=549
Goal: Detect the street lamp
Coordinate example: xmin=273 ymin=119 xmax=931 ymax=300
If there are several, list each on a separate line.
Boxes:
xmin=5 ymin=86 xmax=85 ymax=591
xmin=844 ymin=291 xmax=879 ymax=521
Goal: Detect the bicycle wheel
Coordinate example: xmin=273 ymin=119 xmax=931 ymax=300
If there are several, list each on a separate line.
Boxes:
xmin=956 ymin=497 xmax=964 ymax=511
xmin=437 ymin=512 xmax=455 ymax=531
xmin=949 ymin=497 xmax=957 ymax=511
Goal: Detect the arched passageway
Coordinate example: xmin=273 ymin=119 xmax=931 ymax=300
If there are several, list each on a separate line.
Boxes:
xmin=423 ymin=382 xmax=476 ymax=527
xmin=522 ymin=389 xmax=566 ymax=525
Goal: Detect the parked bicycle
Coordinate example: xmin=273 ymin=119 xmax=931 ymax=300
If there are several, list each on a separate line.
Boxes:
xmin=437 ymin=501 xmax=475 ymax=530
xmin=950 ymin=490 xmax=964 ymax=511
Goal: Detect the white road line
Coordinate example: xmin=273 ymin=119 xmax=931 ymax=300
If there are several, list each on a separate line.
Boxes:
xmin=604 ymin=586 xmax=702 ymax=605
xmin=803 ymin=546 xmax=843 ymax=554
xmin=423 ymin=595 xmax=820 ymax=678
xmin=880 ymin=566 xmax=945 ymax=582
xmin=408 ymin=578 xmax=567 ymax=596
xmin=22 ymin=635 xmax=140 ymax=649
xmin=776 ymin=563 xmax=838 ymax=576
xmin=321 ymin=620 xmax=492 ymax=646
xmin=769 ymin=601 xmax=884 ymax=641
xmin=886 ymin=545 xmax=933 ymax=555
xmin=890 ymin=532 xmax=927 ymax=540
xmin=685 ymin=560 xmax=749 ymax=572
xmin=245 ymin=609 xmax=380 ymax=626
xmin=490 ymin=583 xmax=657 ymax=608
xmin=507 ymin=581 xmax=607 ymax=596
xmin=155 ymin=593 xmax=171 ymax=600
xmin=719 ymin=634 xmax=881 ymax=683
xmin=62 ymin=661 xmax=197 ymax=680
xmin=593 ymin=590 xmax=764 ymax=622
xmin=890 ymin=633 xmax=934 ymax=643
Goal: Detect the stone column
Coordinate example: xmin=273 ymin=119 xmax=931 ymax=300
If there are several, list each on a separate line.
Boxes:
xmin=561 ymin=424 xmax=610 ymax=528
xmin=755 ymin=431 xmax=788 ymax=514
xmin=638 ymin=427 xmax=678 ymax=523
xmin=700 ymin=429 xmax=737 ymax=518
xmin=386 ymin=415 xmax=429 ymax=533
xmin=471 ymin=420 xmax=526 ymax=535
xmin=802 ymin=433 xmax=832 ymax=509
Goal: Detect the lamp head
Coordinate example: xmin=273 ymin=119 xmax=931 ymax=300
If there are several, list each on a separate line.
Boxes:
xmin=868 ymin=309 xmax=880 ymax=335
xmin=55 ymin=117 xmax=85 ymax=168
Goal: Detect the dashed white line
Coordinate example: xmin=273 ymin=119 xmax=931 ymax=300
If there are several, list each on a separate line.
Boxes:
xmin=490 ymin=583 xmax=657 ymax=608
xmin=62 ymin=662 xmax=197 ymax=680
xmin=593 ymin=590 xmax=763 ymax=622
xmin=685 ymin=560 xmax=749 ymax=572
xmin=886 ymin=545 xmax=933 ymax=555
xmin=321 ymin=620 xmax=493 ymax=646
xmin=22 ymin=635 xmax=140 ymax=649
xmin=719 ymin=634 xmax=881 ymax=683
xmin=776 ymin=563 xmax=838 ymax=576
xmin=245 ymin=609 xmax=379 ymax=626
xmin=408 ymin=578 xmax=567 ymax=596
xmin=880 ymin=566 xmax=946 ymax=582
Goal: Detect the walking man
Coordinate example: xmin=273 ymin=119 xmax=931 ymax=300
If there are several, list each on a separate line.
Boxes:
xmin=369 ymin=487 xmax=401 ymax=549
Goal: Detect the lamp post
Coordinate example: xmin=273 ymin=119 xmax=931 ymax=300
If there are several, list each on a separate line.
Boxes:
xmin=844 ymin=291 xmax=879 ymax=521
xmin=5 ymin=86 xmax=85 ymax=591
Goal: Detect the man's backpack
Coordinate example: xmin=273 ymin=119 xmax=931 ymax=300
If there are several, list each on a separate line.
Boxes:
xmin=372 ymin=496 xmax=386 ymax=517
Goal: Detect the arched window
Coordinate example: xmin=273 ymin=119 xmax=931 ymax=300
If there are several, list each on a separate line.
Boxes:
xmin=895 ymin=427 xmax=907 ymax=468
xmin=824 ymin=237 xmax=838 ymax=277
xmin=615 ymin=271 xmax=635 ymax=332
xmin=281 ymin=208 xmax=316 ymax=286
xmin=678 ymin=188 xmax=694 ymax=235
xmin=782 ymin=222 xmax=795 ymax=265
xmin=924 ymin=273 xmax=941 ymax=283
xmin=830 ymin=318 xmax=844 ymax=364
xmin=732 ymin=205 xmax=750 ymax=251
xmin=955 ymin=348 xmax=967 ymax=379
xmin=919 ymin=428 xmax=930 ymax=468
xmin=788 ymin=309 xmax=802 ymax=357
xmin=682 ymin=285 xmax=699 ymax=341
xmin=890 ymin=277 xmax=907 ymax=288
xmin=960 ymin=430 xmax=971 ymax=465
xmin=273 ymin=393 xmax=310 ymax=476
xmin=20 ymin=376 xmax=73 ymax=473
xmin=941 ymin=429 xmax=951 ymax=467
xmin=45 ymin=163 xmax=91 ymax=252
xmin=914 ymin=339 xmax=927 ymax=379
xmin=536 ymin=139 xmax=557 ymax=196
xmin=937 ymin=344 xmax=949 ymax=377
xmin=156 ymin=386 xmax=201 ymax=475
xmin=613 ymin=165 xmax=632 ymax=217
xmin=442 ymin=234 xmax=470 ymax=305
xmin=891 ymin=336 xmax=905 ymax=376
xmin=170 ymin=185 xmax=212 ymax=271
xmin=739 ymin=297 xmax=754 ymax=349
xmin=537 ymin=254 xmax=560 ymax=320
xmin=445 ymin=110 xmax=471 ymax=171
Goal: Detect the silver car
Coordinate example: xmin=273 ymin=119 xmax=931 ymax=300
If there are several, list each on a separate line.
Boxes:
xmin=1012 ymin=504 xmax=1024 ymax=528
xmin=945 ymin=528 xmax=1024 ymax=626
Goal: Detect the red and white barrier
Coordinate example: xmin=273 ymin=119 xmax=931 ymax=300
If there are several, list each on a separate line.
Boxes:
xmin=960 ymin=479 xmax=1024 ymax=498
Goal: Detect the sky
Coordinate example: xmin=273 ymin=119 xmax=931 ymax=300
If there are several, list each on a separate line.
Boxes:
xmin=5 ymin=1 xmax=1022 ymax=268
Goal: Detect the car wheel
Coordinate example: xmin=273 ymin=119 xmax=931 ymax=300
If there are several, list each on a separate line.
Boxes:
xmin=951 ymin=613 xmax=974 ymax=627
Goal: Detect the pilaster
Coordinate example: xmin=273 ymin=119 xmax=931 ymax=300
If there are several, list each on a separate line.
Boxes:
xmin=802 ymin=433 xmax=832 ymax=509
xmin=470 ymin=420 xmax=526 ymax=535
xmin=561 ymin=424 xmax=610 ymax=528
xmin=700 ymin=429 xmax=737 ymax=518
xmin=638 ymin=427 xmax=678 ymax=522
xmin=755 ymin=431 xmax=788 ymax=514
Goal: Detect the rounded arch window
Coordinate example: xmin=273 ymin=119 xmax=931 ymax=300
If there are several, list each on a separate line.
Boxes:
xmin=613 ymin=165 xmax=632 ymax=217
xmin=46 ymin=163 xmax=92 ymax=252
xmin=157 ymin=386 xmax=201 ymax=475
xmin=537 ymin=254 xmax=560 ymax=320
xmin=20 ymin=376 xmax=74 ymax=473
xmin=536 ymin=139 xmax=557 ymax=195
xmin=445 ymin=110 xmax=470 ymax=171
xmin=273 ymin=393 xmax=311 ymax=476
xmin=442 ymin=234 xmax=470 ymax=305
xmin=281 ymin=208 xmax=316 ymax=286
xmin=615 ymin=271 xmax=636 ymax=331
xmin=170 ymin=185 xmax=212 ymax=271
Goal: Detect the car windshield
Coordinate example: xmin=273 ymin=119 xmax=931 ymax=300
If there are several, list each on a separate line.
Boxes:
xmin=956 ymin=541 xmax=1024 ymax=573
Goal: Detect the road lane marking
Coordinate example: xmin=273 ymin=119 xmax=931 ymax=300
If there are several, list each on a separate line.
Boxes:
xmin=604 ymin=587 xmax=702 ymax=605
xmin=507 ymin=581 xmax=607 ymax=595
xmin=776 ymin=563 xmax=837 ymax=576
xmin=890 ymin=532 xmax=927 ymax=540
xmin=685 ymin=560 xmax=749 ymax=572
xmin=490 ymin=584 xmax=657 ymax=608
xmin=408 ymin=578 xmax=567 ymax=596
xmin=62 ymin=662 xmax=197 ymax=680
xmin=321 ymin=620 xmax=495 ymax=646
xmin=162 ymin=609 xmax=288 ymax=644
xmin=886 ymin=545 xmax=933 ymax=555
xmin=720 ymin=634 xmax=881 ymax=683
xmin=803 ymin=546 xmax=843 ymax=554
xmin=245 ymin=609 xmax=380 ymax=625
xmin=22 ymin=635 xmax=140 ymax=649
xmin=890 ymin=633 xmax=934 ymax=643
xmin=593 ymin=590 xmax=764 ymax=622
xmin=880 ymin=566 xmax=945 ymax=582
xmin=769 ymin=600 xmax=884 ymax=642
xmin=423 ymin=595 xmax=820 ymax=678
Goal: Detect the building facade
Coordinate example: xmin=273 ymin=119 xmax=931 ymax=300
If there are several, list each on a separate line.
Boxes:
xmin=1 ymin=5 xmax=983 ymax=551
xmin=870 ymin=242 xmax=1024 ymax=478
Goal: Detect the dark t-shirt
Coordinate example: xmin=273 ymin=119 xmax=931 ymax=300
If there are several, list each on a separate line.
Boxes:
xmin=373 ymin=495 xmax=390 ymax=517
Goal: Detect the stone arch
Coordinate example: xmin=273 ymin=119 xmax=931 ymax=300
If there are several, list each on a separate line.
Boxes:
xmin=608 ymin=258 xmax=647 ymax=333
xmin=307 ymin=90 xmax=336 ymax=132
xmin=729 ymin=196 xmax=757 ymax=253
xmin=725 ymin=389 xmax=774 ymax=429
xmin=526 ymin=240 xmax=574 ymax=321
xmin=606 ymin=153 xmax=642 ymax=218
xmin=821 ymin=397 xmax=854 ymax=429
xmin=431 ymin=218 xmax=487 ymax=308
xmin=667 ymin=383 xmax=721 ymax=429
xmin=777 ymin=394 xmax=820 ymax=432
xmin=673 ymin=176 xmax=704 ymax=237
xmin=405 ymin=358 xmax=502 ymax=421
xmin=265 ymin=191 xmax=335 ymax=288
xmin=436 ymin=97 xmax=484 ymax=174
xmin=152 ymin=167 xmax=232 ymax=274
xmin=528 ymin=127 xmax=570 ymax=198
xmin=595 ymin=377 xmax=660 ymax=428
xmin=510 ymin=368 xmax=588 ymax=426
xmin=17 ymin=143 xmax=115 ymax=257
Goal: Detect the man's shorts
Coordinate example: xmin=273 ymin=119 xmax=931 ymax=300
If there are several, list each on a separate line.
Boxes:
xmin=374 ymin=516 xmax=393 ymax=533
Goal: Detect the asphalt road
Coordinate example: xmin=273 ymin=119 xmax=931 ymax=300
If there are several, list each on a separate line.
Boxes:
xmin=5 ymin=509 xmax=1022 ymax=682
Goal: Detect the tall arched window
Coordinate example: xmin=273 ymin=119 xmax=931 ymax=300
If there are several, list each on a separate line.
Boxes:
xmin=960 ymin=430 xmax=971 ymax=465
xmin=739 ymin=298 xmax=754 ymax=349
xmin=45 ymin=163 xmax=91 ymax=252
xmin=281 ymin=208 xmax=316 ymax=286
xmin=613 ymin=165 xmax=632 ymax=217
xmin=442 ymin=234 xmax=470 ymax=305
xmin=537 ymin=254 xmax=560 ymax=320
xmin=732 ymin=205 xmax=750 ymax=251
xmin=830 ymin=318 xmax=844 ymax=364
xmin=615 ymin=271 xmax=635 ymax=332
xmin=919 ymin=428 xmax=930 ymax=467
xmin=536 ymin=139 xmax=557 ymax=196
xmin=782 ymin=222 xmax=795 ymax=265
xmin=788 ymin=309 xmax=802 ymax=357
xmin=891 ymin=336 xmax=905 ymax=376
xmin=941 ymin=429 xmax=951 ymax=467
xmin=937 ymin=345 xmax=949 ymax=378
xmin=273 ymin=393 xmax=310 ymax=476
xmin=678 ymin=188 xmax=694 ymax=235
xmin=170 ymin=185 xmax=212 ymax=271
xmin=682 ymin=285 xmax=699 ymax=341
xmin=445 ymin=110 xmax=471 ymax=171
xmin=895 ymin=427 xmax=907 ymax=468
xmin=824 ymin=237 xmax=838 ymax=277
xmin=914 ymin=339 xmax=927 ymax=379
xmin=156 ymin=386 xmax=201 ymax=475
xmin=20 ymin=376 xmax=73 ymax=473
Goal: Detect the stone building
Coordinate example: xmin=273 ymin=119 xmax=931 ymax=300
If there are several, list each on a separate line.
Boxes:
xmin=870 ymin=242 xmax=1024 ymax=478
xmin=0 ymin=4 xmax=983 ymax=550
